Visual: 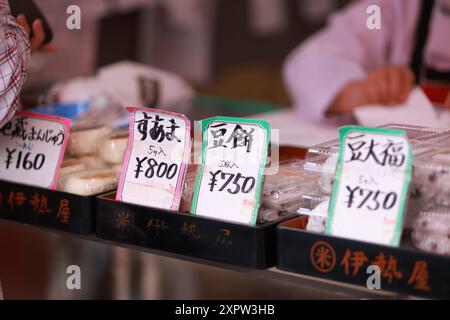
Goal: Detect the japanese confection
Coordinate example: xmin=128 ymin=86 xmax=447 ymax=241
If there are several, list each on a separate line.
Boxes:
xmin=411 ymin=205 xmax=450 ymax=256
xmin=179 ymin=164 xmax=198 ymax=213
xmin=59 ymin=158 xmax=86 ymax=176
xmin=67 ymin=123 xmax=113 ymax=156
xmin=412 ymin=231 xmax=450 ymax=256
xmin=318 ymin=154 xmax=338 ymax=194
xmin=301 ymin=125 xmax=450 ymax=236
xmin=262 ymin=160 xmax=317 ymax=213
xmin=257 ymin=206 xmax=282 ymax=223
xmin=58 ymin=168 xmax=120 ymax=196
xmin=111 ymin=164 xmax=124 ymax=175
xmin=80 ymin=155 xmax=108 ymax=169
xmin=305 ymin=198 xmax=329 ymax=234
xmin=404 ymin=148 xmax=450 ymax=230
xmin=412 ymin=149 xmax=450 ymax=208
xmin=97 ymin=129 xmax=129 ymax=164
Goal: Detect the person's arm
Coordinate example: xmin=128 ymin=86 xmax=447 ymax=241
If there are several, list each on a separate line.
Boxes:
xmin=283 ymin=0 xmax=411 ymax=122
xmin=0 ymin=0 xmax=31 ymax=128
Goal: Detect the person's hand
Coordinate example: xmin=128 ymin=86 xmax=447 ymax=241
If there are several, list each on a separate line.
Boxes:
xmin=327 ymin=65 xmax=414 ymax=116
xmin=16 ymin=14 xmax=56 ymax=53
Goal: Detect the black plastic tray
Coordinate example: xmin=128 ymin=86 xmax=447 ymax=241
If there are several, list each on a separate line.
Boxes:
xmin=0 ymin=180 xmax=95 ymax=234
xmin=96 ymin=192 xmax=290 ymax=268
xmin=277 ymin=216 xmax=450 ymax=299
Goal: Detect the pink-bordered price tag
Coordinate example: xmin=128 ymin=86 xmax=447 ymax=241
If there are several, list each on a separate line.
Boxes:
xmin=116 ymin=107 xmax=191 ymax=210
xmin=0 ymin=111 xmax=71 ymax=189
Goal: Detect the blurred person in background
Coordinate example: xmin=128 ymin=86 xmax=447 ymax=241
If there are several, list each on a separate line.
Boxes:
xmin=0 ymin=0 xmax=53 ymax=127
xmin=284 ymin=0 xmax=450 ymax=123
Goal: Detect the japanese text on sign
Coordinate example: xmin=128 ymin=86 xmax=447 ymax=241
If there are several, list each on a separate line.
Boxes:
xmin=0 ymin=111 xmax=70 ymax=189
xmin=116 ymin=107 xmax=191 ymax=210
xmin=310 ymin=241 xmax=431 ymax=292
xmin=191 ymin=117 xmax=270 ymax=224
xmin=0 ymin=189 xmax=71 ymax=224
xmin=327 ymin=127 xmax=412 ymax=246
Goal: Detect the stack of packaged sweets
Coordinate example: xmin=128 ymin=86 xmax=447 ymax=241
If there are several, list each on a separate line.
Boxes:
xmin=299 ymin=124 xmax=450 ymax=256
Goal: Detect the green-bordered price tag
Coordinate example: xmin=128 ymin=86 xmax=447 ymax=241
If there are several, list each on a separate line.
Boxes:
xmin=191 ymin=117 xmax=270 ymax=225
xmin=326 ymin=126 xmax=412 ymax=246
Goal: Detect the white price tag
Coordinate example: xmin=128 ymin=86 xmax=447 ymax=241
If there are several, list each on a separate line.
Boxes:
xmin=116 ymin=107 xmax=191 ymax=210
xmin=191 ymin=117 xmax=270 ymax=224
xmin=327 ymin=126 xmax=412 ymax=246
xmin=0 ymin=111 xmax=71 ymax=189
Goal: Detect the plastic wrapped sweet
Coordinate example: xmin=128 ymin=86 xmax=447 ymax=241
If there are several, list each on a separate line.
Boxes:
xmin=411 ymin=205 xmax=450 ymax=256
xmin=257 ymin=206 xmax=283 ymax=224
xmin=304 ymin=124 xmax=450 ymax=233
xmin=67 ymin=123 xmax=113 ymax=156
xmin=80 ymin=155 xmax=109 ymax=169
xmin=179 ymin=164 xmax=198 ymax=213
xmin=403 ymin=192 xmax=422 ymax=230
xmin=262 ymin=160 xmax=317 ymax=214
xmin=98 ymin=130 xmax=129 ymax=165
xmin=181 ymin=160 xmax=317 ymax=221
xmin=306 ymin=215 xmax=327 ymax=234
xmin=111 ymin=164 xmax=124 ymax=175
xmin=412 ymin=230 xmax=450 ymax=256
xmin=413 ymin=205 xmax=450 ymax=235
xmin=58 ymin=168 xmax=120 ymax=196
xmin=304 ymin=198 xmax=330 ymax=234
xmin=59 ymin=158 xmax=86 ymax=176
xmin=262 ymin=189 xmax=306 ymax=212
xmin=413 ymin=149 xmax=450 ymax=207
xmin=318 ymin=154 xmax=338 ymax=194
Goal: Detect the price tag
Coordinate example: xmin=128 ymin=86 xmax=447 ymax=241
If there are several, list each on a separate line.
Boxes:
xmin=326 ymin=126 xmax=412 ymax=246
xmin=191 ymin=117 xmax=270 ymax=224
xmin=116 ymin=107 xmax=191 ymax=210
xmin=0 ymin=111 xmax=70 ymax=189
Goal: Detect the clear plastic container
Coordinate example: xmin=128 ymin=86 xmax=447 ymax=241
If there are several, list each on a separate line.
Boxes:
xmin=257 ymin=206 xmax=286 ymax=224
xmin=298 ymin=194 xmax=329 ymax=215
xmin=298 ymin=194 xmax=330 ymax=234
xmin=179 ymin=164 xmax=198 ymax=213
xmin=304 ymin=124 xmax=450 ymax=176
xmin=304 ymin=124 xmax=450 ymax=196
xmin=261 ymin=160 xmax=319 ymax=213
xmin=302 ymin=124 xmax=450 ymax=234
xmin=412 ymin=147 xmax=450 ymax=207
xmin=412 ymin=205 xmax=450 ymax=236
xmin=412 ymin=230 xmax=450 ymax=256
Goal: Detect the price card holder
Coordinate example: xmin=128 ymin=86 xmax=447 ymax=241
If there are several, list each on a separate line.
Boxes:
xmin=116 ymin=107 xmax=191 ymax=210
xmin=326 ymin=126 xmax=412 ymax=246
xmin=0 ymin=111 xmax=70 ymax=189
xmin=191 ymin=117 xmax=270 ymax=225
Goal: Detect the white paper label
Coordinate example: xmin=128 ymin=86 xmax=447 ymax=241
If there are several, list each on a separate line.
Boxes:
xmin=326 ymin=126 xmax=412 ymax=246
xmin=191 ymin=117 xmax=269 ymax=224
xmin=0 ymin=111 xmax=71 ymax=189
xmin=116 ymin=107 xmax=191 ymax=210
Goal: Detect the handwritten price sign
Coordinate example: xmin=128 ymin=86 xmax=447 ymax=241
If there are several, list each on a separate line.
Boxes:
xmin=0 ymin=111 xmax=70 ymax=189
xmin=116 ymin=107 xmax=191 ymax=210
xmin=327 ymin=126 xmax=412 ymax=246
xmin=191 ymin=117 xmax=269 ymax=224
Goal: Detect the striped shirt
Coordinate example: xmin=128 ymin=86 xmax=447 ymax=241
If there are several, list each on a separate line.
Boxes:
xmin=0 ymin=0 xmax=30 ymax=127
